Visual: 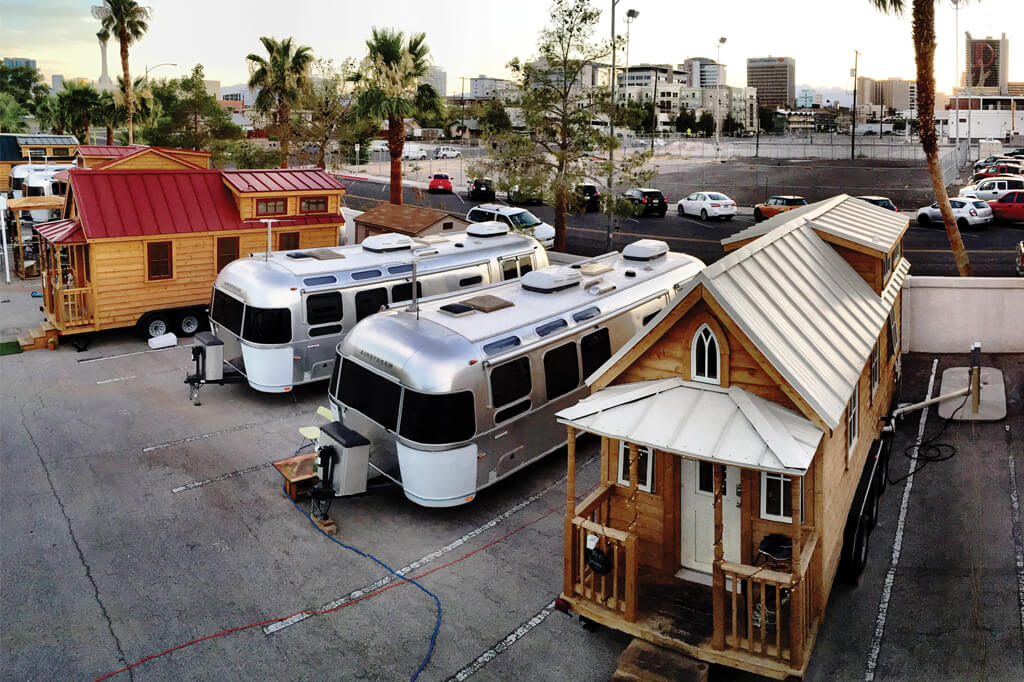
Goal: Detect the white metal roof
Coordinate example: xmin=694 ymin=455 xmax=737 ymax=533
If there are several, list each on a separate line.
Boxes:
xmin=722 ymin=194 xmax=908 ymax=254
xmin=593 ymin=218 xmax=909 ymax=429
xmin=557 ymin=377 xmax=822 ymax=474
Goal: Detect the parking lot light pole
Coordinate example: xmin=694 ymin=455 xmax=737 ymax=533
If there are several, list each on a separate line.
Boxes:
xmin=851 ymin=50 xmax=860 ymax=160
xmin=715 ymin=37 xmax=726 ymax=158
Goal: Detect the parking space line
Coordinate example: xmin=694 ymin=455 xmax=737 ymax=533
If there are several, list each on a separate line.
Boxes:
xmin=445 ymin=600 xmax=556 ymax=681
xmin=143 ymin=413 xmax=298 ymax=453
xmin=171 ymin=461 xmax=273 ymax=493
xmin=96 ymin=375 xmax=137 ymax=385
xmin=78 ymin=346 xmax=188 ymax=364
xmin=864 ymin=358 xmax=937 ymax=681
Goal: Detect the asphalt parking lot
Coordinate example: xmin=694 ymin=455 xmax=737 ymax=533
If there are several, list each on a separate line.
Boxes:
xmin=2 ymin=272 xmax=1022 ymax=680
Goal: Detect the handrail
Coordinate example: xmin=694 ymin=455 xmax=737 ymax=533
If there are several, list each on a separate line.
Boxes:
xmin=572 ymin=517 xmax=630 ymax=543
xmin=574 ymin=486 xmax=610 ymax=518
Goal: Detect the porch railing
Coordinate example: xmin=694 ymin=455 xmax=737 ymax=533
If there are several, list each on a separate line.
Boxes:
xmin=56 ymin=286 xmax=93 ymax=328
xmin=717 ymin=530 xmax=818 ymax=668
xmin=565 ymin=486 xmax=638 ymax=621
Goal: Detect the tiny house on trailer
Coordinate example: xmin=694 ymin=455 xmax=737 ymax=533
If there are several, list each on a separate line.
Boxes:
xmin=29 ymin=167 xmax=344 ymax=347
xmin=0 ymin=133 xmax=78 ymax=193
xmin=74 ymin=144 xmax=211 ymax=170
xmin=555 ymin=195 xmax=909 ymax=679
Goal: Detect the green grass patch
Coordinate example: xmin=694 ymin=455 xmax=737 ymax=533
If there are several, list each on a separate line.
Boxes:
xmin=0 ymin=340 xmax=23 ymax=355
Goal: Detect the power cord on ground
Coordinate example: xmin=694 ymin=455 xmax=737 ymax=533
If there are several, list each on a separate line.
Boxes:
xmin=886 ymin=392 xmax=968 ymax=486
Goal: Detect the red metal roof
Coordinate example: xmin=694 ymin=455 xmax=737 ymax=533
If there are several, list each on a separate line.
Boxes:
xmin=221 ymin=168 xmax=346 ymax=194
xmin=36 ymin=219 xmax=86 ymax=244
xmin=68 ymin=168 xmax=340 ymax=240
xmin=92 ymin=146 xmax=208 ymax=170
xmin=76 ymin=145 xmax=146 ymax=157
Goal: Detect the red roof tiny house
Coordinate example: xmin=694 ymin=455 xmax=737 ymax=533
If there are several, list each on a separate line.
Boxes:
xmin=33 ymin=167 xmax=345 ymax=342
xmin=555 ymin=196 xmax=909 ymax=678
xmin=76 ymin=145 xmax=211 ymax=169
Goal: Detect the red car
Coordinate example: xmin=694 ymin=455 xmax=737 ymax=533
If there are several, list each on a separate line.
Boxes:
xmin=428 ymin=173 xmax=453 ymax=193
xmin=988 ymin=190 xmax=1024 ymax=223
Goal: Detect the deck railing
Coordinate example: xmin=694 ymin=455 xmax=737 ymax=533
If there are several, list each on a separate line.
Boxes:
xmin=565 ymin=486 xmax=638 ymax=621
xmin=56 ymin=286 xmax=93 ymax=328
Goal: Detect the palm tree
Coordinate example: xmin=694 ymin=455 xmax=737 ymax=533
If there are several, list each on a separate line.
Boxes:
xmin=58 ymin=82 xmax=102 ymax=143
xmin=247 ymin=36 xmax=314 ymax=168
xmin=0 ymin=93 xmax=29 ymax=133
xmin=115 ymin=74 xmax=155 ymax=132
xmin=869 ymin=0 xmax=970 ymax=276
xmin=92 ymin=0 xmax=151 ymax=145
xmin=354 ymin=28 xmax=445 ymax=205
xmin=96 ymin=91 xmax=127 ymax=145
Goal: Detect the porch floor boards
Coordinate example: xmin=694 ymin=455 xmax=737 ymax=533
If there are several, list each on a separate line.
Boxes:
xmin=637 ymin=569 xmax=714 ymax=646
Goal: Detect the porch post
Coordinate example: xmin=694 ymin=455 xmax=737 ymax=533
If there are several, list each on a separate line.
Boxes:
xmin=628 ymin=442 xmax=639 ymax=528
xmin=14 ymin=212 xmax=23 ymax=277
xmin=566 ymin=426 xmax=577 ymax=515
xmin=564 ymin=426 xmax=577 ymax=598
xmin=790 ymin=475 xmax=805 ymax=668
xmin=712 ymin=463 xmax=725 ymax=650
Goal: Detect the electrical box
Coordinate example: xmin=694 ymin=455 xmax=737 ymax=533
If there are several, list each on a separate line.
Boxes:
xmin=193 ymin=332 xmax=224 ymax=382
xmin=319 ymin=421 xmax=370 ymax=496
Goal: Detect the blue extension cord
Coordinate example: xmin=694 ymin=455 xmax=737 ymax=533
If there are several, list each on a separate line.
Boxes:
xmin=285 ymin=484 xmax=442 ymax=681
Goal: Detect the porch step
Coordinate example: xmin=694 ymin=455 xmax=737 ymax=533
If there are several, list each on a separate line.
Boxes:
xmin=18 ymin=324 xmax=59 ymax=351
xmin=611 ymin=639 xmax=708 ymax=682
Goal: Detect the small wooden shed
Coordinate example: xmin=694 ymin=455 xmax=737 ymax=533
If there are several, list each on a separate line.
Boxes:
xmin=351 ymin=203 xmax=469 ymax=244
xmin=555 ymin=195 xmax=909 ymax=679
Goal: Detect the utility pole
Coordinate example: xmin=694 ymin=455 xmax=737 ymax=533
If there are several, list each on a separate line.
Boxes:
xmin=851 ymin=50 xmax=860 ymax=160
xmin=952 ymin=0 xmax=962 ymax=168
xmin=606 ymin=0 xmax=619 ymax=252
xmin=715 ymin=37 xmax=726 ymax=159
xmin=650 ymin=69 xmax=657 ymax=155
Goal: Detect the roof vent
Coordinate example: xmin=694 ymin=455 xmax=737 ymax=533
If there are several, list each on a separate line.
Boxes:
xmin=521 ymin=266 xmax=582 ymax=293
xmin=461 ymin=294 xmax=514 ymax=313
xmin=579 ymin=262 xmax=613 ymax=276
xmin=440 ymin=303 xmax=476 ymax=317
xmin=466 ymin=221 xmax=510 ymax=238
xmin=286 ymin=251 xmax=313 ymax=259
xmin=309 ymin=248 xmax=347 ymax=260
xmin=622 ymin=239 xmax=669 ymax=261
xmin=362 ymin=234 xmax=415 ymax=253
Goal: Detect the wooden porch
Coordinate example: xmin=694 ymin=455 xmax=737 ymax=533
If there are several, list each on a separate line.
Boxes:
xmin=40 ymin=240 xmax=95 ymax=333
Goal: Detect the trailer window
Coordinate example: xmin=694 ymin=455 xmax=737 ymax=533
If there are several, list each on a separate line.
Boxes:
xmin=355 ymin=287 xmax=388 ymax=320
xmin=580 ymin=328 xmax=611 ymax=378
xmin=390 ymin=281 xmax=423 ymax=303
xmin=216 ymin=236 xmax=239 ymax=273
xmin=399 ymin=389 xmax=476 ymax=444
xmin=490 ymin=357 xmax=531 ymax=407
xmin=307 ymin=292 xmax=343 ymax=325
xmin=211 ymin=289 xmax=243 ymax=335
xmin=26 ymin=185 xmax=45 ymax=197
xmin=460 ymin=275 xmax=483 ymax=287
xmin=242 ymin=306 xmax=291 ymax=344
xmin=544 ymin=341 xmax=579 ymax=400
xmin=147 ymin=242 xmax=172 ymax=280
xmin=338 ymin=359 xmax=400 ymax=431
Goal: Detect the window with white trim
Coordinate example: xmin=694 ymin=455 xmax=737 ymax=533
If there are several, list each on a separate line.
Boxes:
xmin=887 ymin=310 xmax=900 ymax=358
xmin=760 ymin=472 xmax=804 ymax=523
xmin=847 ymin=385 xmax=859 ymax=454
xmin=617 ymin=442 xmax=654 ymax=493
xmin=870 ymin=343 xmax=879 ymax=398
xmin=691 ymin=324 xmax=720 ymax=384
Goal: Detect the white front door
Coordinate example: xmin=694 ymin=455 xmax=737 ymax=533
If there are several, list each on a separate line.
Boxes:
xmin=680 ymin=459 xmax=741 ymax=574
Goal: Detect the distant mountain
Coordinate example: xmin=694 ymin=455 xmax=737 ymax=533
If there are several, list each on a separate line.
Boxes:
xmin=797 ymin=84 xmax=852 ymax=108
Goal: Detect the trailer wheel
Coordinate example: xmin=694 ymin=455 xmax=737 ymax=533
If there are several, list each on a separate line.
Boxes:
xmin=141 ymin=313 xmax=171 ymax=339
xmin=865 ymin=484 xmax=880 ymax=529
xmin=176 ymin=310 xmax=201 ymax=336
xmin=841 ymin=515 xmax=871 ymax=583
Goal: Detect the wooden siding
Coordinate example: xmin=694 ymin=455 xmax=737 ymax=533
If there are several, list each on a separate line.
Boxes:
xmin=237 ymin=193 xmax=342 ymax=221
xmin=101 ymin=154 xmax=198 ymax=170
xmin=831 ymin=243 xmax=883 ymax=294
xmin=82 ymin=225 xmax=336 ymax=331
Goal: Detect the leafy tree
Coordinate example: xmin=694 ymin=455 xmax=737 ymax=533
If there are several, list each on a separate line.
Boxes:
xmin=93 ymin=0 xmax=151 ymax=144
xmin=294 ymin=58 xmax=360 ymax=169
xmin=674 ymin=107 xmax=697 ymax=135
xmin=142 ymin=65 xmax=241 ymax=149
xmin=697 ymin=111 xmax=714 ymax=138
xmin=247 ymin=36 xmax=314 ymax=168
xmin=353 ymin=28 xmax=445 ymax=204
xmin=478 ymin=99 xmax=512 ymax=134
xmin=870 ymin=0 xmax=969 ymax=275
xmin=621 ymin=99 xmax=654 ymax=134
xmin=57 ymin=82 xmax=102 ymax=142
xmin=94 ymin=91 xmax=126 ymax=145
xmin=0 ymin=92 xmax=29 ymax=133
xmin=115 ymin=75 xmax=156 ymax=129
xmin=0 ymin=64 xmax=49 ymax=109
xmin=208 ymin=139 xmax=283 ymax=169
xmin=32 ymin=94 xmax=63 ymax=134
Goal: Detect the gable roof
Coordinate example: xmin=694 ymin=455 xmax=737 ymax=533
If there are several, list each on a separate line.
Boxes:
xmin=36 ymin=219 xmax=86 ymax=245
xmin=353 ymin=203 xmax=464 ymax=234
xmin=557 ymin=377 xmax=823 ymax=475
xmin=76 ymin=145 xmax=147 ymax=158
xmin=593 ymin=217 xmax=909 ymax=429
xmin=92 ymin=146 xmax=209 ymax=170
xmin=221 ymin=168 xmax=346 ymax=194
xmin=69 ymin=168 xmax=340 ymax=240
xmin=722 ymin=194 xmax=908 ymax=255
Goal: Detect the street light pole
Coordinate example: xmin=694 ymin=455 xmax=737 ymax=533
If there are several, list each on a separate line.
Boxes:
xmin=851 ymin=50 xmax=860 ymax=160
xmin=606 ymin=0 xmax=619 ymax=252
xmin=715 ymin=37 xmax=726 ymax=158
xmin=952 ymin=0 xmax=962 ymax=168
xmin=143 ymin=62 xmax=177 ymax=82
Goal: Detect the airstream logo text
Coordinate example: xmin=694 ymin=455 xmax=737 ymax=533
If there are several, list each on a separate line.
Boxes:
xmin=359 ymin=350 xmax=394 ymax=370
xmin=222 ymin=282 xmax=246 ymax=300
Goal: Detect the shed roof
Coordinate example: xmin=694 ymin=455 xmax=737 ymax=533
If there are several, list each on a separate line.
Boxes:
xmin=36 ymin=219 xmax=86 ymax=245
xmin=5 ymin=195 xmax=65 ymax=210
xmin=354 ymin=202 xmax=464 ymax=234
xmin=14 ymin=134 xmax=79 ymax=147
xmin=75 ymin=145 xmax=146 ymax=158
xmin=69 ymin=168 xmax=340 ymax=240
xmin=557 ymin=378 xmax=822 ymax=475
xmin=221 ymin=168 xmax=346 ymax=194
xmin=722 ymin=194 xmax=908 ymax=254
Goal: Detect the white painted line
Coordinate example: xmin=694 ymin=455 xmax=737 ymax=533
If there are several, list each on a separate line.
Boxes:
xmin=264 ymin=457 xmax=594 ymax=635
xmin=143 ymin=413 xmax=298 ymax=453
xmin=1007 ymin=424 xmax=1024 ymax=660
xmin=864 ymin=358 xmax=938 ymax=682
xmin=171 ymin=461 xmax=273 ymax=493
xmin=445 ymin=601 xmax=556 ymax=681
xmin=96 ymin=375 xmax=137 ymax=385
xmin=79 ymin=346 xmax=187 ymax=364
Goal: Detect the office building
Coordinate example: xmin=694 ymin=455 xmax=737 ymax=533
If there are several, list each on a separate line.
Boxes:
xmin=964 ymin=32 xmax=1009 ymax=95
xmin=3 ymin=57 xmax=37 ymax=69
xmin=876 ymin=78 xmax=917 ymax=114
xmin=798 ymin=89 xmax=816 ymax=108
xmin=856 ymin=76 xmax=876 ymax=105
xmin=746 ymin=57 xmax=795 ymax=109
xmin=469 ymin=75 xmax=512 ymax=99
xmin=51 ymin=74 xmax=65 ymax=94
xmin=422 ymin=66 xmax=447 ymax=96
xmin=682 ymin=58 xmax=725 ymax=88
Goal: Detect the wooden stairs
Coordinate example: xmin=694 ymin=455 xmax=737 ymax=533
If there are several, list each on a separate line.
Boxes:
xmin=18 ymin=321 xmax=59 ymax=351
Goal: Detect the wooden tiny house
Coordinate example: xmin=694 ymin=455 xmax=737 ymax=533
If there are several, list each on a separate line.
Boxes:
xmin=556 ymin=196 xmax=909 ymax=678
xmin=75 ymin=145 xmax=211 ymax=170
xmin=1 ymin=133 xmax=79 ymax=191
xmin=351 ymin=203 xmax=469 ymax=244
xmin=30 ymin=167 xmax=345 ymax=345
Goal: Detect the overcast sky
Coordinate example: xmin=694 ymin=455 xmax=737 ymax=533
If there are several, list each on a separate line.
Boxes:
xmin=2 ymin=0 xmax=1020 ymax=96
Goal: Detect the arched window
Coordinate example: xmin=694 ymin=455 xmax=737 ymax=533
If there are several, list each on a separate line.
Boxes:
xmin=691 ymin=324 xmax=720 ymax=384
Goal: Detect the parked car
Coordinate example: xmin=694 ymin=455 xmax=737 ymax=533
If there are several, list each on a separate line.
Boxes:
xmin=1006 ymin=148 xmax=1024 ymax=158
xmin=676 ymin=191 xmax=737 ymax=221
xmin=428 ymin=173 xmax=453 ymax=193
xmin=753 ymin=195 xmax=807 ymax=222
xmin=988 ymin=191 xmax=1024 ymax=223
xmin=433 ymin=145 xmax=462 ymax=159
xmin=972 ymin=163 xmax=1024 ymax=182
xmin=466 ymin=204 xmax=556 ymax=249
xmin=973 ymin=155 xmax=1018 ymax=170
xmin=623 ymin=188 xmax=667 ymax=217
xmin=402 ymin=145 xmax=428 ymax=160
xmin=573 ymin=184 xmax=602 ymax=212
xmin=856 ymin=195 xmax=899 ymax=212
xmin=959 ymin=176 xmax=1024 ymax=201
xmin=368 ymin=140 xmax=389 ymax=153
xmin=916 ymin=198 xmax=993 ymax=229
xmin=469 ymin=178 xmax=495 ymax=201
xmin=506 ymin=184 xmax=544 ymax=204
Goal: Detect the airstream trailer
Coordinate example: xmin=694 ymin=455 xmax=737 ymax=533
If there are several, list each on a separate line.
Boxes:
xmin=327 ymin=239 xmax=705 ymax=507
xmin=192 ymin=223 xmax=548 ymax=396
xmin=23 ymin=168 xmax=70 ymax=222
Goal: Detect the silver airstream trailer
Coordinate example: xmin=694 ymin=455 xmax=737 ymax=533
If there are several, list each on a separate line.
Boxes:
xmin=192 ymin=223 xmax=548 ymax=396
xmin=328 ymin=239 xmax=705 ymax=507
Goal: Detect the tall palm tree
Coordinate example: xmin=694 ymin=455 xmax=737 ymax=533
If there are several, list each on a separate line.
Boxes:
xmin=58 ymin=82 xmax=102 ymax=143
xmin=247 ymin=36 xmax=314 ymax=168
xmin=92 ymin=0 xmax=151 ymax=145
xmin=32 ymin=94 xmax=61 ymax=134
xmin=354 ymin=28 xmax=445 ymax=205
xmin=115 ymin=74 xmax=155 ymax=133
xmin=869 ymin=0 xmax=970 ymax=276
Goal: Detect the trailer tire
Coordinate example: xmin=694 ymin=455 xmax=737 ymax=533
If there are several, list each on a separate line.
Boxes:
xmin=176 ymin=310 xmax=202 ymax=336
xmin=865 ymin=484 xmax=880 ymax=529
xmin=841 ymin=515 xmax=871 ymax=583
xmin=141 ymin=313 xmax=171 ymax=339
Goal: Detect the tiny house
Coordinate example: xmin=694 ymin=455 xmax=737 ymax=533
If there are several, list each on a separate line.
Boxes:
xmin=555 ymin=195 xmax=909 ymax=678
xmin=1 ymin=133 xmax=79 ymax=193
xmin=351 ymin=203 xmax=469 ymax=245
xmin=30 ymin=167 xmax=345 ymax=345
xmin=75 ymin=144 xmax=211 ymax=170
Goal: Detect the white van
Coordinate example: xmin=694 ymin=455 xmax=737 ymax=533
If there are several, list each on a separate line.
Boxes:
xmin=433 ymin=145 xmax=461 ymax=159
xmin=467 ymin=204 xmax=556 ymax=249
xmin=401 ymin=144 xmax=428 ymax=160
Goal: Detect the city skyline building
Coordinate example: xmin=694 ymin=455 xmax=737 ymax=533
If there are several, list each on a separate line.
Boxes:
xmin=964 ymin=32 xmax=1009 ymax=94
xmin=3 ymin=57 xmax=37 ymax=69
xmin=422 ymin=65 xmax=447 ymax=96
xmin=746 ymin=56 xmax=795 ymax=109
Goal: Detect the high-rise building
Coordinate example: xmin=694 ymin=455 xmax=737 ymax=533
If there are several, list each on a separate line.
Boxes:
xmin=964 ymin=32 xmax=1009 ymax=94
xmin=422 ymin=66 xmax=447 ymax=96
xmin=51 ymin=74 xmax=65 ymax=93
xmin=856 ymin=76 xmax=876 ymax=105
xmin=797 ymin=89 xmax=816 ymax=108
xmin=682 ymin=58 xmax=725 ymax=88
xmin=469 ymin=75 xmax=512 ymax=99
xmin=746 ymin=57 xmax=795 ymax=109
xmin=876 ymin=78 xmax=917 ymax=114
xmin=3 ymin=57 xmax=37 ymax=70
